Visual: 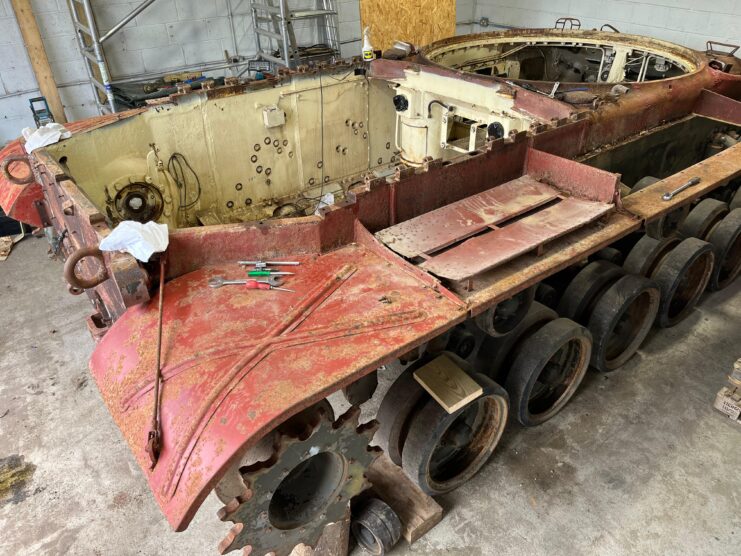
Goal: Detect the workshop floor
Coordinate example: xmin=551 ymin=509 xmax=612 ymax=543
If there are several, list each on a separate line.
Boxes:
xmin=1 ymin=237 xmax=740 ymax=556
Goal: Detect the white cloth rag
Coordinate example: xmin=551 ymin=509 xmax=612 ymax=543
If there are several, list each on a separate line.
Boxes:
xmin=99 ymin=221 xmax=169 ymax=262
xmin=22 ymin=123 xmax=72 ymax=153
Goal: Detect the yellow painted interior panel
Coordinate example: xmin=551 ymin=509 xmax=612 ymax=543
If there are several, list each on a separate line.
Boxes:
xmin=46 ymin=71 xmax=397 ymax=229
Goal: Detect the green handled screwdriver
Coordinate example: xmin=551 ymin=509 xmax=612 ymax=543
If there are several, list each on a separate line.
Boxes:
xmin=246 ymin=270 xmax=295 ymax=277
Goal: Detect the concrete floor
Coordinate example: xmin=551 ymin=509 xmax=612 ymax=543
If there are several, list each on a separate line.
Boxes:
xmin=1 ymin=236 xmax=740 ymax=556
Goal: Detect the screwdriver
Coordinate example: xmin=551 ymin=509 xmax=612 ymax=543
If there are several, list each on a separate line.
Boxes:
xmin=246 ymin=270 xmax=294 ymax=277
xmin=240 ymin=279 xmax=294 ymax=292
xmin=238 ymin=260 xmax=301 ymax=268
xmin=208 ymin=276 xmax=294 ymax=292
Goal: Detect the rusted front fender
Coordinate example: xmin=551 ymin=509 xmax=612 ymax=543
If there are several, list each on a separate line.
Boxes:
xmin=0 ymin=140 xmax=43 ymax=228
xmin=89 ymin=222 xmax=465 ymax=531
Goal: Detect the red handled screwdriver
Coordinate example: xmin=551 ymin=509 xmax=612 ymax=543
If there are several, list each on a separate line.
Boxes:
xmin=208 ymin=276 xmax=294 ymax=292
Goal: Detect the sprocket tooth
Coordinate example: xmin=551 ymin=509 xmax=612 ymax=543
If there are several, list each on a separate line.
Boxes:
xmin=334 ymin=405 xmax=362 ymax=430
xmin=358 ymin=418 xmax=380 ymax=438
xmin=217 ymin=498 xmax=242 ymax=522
xmin=214 ymin=400 xmax=374 ymax=556
xmin=218 ymin=523 xmax=245 ymax=554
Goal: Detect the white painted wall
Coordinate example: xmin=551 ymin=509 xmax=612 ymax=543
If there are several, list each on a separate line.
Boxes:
xmin=472 ymin=0 xmax=741 ymax=51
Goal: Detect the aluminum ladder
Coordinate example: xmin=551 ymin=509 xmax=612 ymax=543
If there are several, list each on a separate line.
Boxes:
xmin=250 ymin=0 xmax=340 ymax=69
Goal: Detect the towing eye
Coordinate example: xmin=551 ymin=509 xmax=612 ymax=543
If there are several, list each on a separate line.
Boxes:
xmin=1 ymin=154 xmax=35 ymax=185
xmin=63 ymin=245 xmax=110 ymax=294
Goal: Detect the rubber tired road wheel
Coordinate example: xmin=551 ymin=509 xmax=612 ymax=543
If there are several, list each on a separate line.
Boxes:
xmin=678 ymin=198 xmax=729 ymax=240
xmin=401 ymin=373 xmax=508 ymax=496
xmin=351 ymin=498 xmax=402 ymax=555
xmin=557 ymin=260 xmax=625 ymax=323
xmin=731 ymin=187 xmax=741 ymax=211
xmin=474 ymin=286 xmax=535 ymax=337
xmin=375 ymin=353 xmax=473 ymax=465
xmin=592 ymin=246 xmax=624 ymax=265
xmin=587 ymin=274 xmax=660 ymax=372
xmin=342 ymin=370 xmax=378 ymax=406
xmin=475 ymin=302 xmax=558 ymax=384
xmin=505 ymin=318 xmax=592 ymax=427
xmin=651 ymin=237 xmax=714 ymax=328
xmin=646 ymin=205 xmax=690 ymax=239
xmin=622 ymin=235 xmax=681 ymax=277
xmin=706 ymin=208 xmax=741 ymax=291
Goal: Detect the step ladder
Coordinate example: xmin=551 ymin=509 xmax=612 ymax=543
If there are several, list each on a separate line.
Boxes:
xmin=251 ymin=0 xmax=341 ymax=69
xmin=66 ymin=0 xmax=118 ymax=113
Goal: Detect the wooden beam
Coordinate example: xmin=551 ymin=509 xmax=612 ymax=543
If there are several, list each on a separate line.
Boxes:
xmin=367 ymin=454 xmax=443 ymax=543
xmin=10 ymin=0 xmax=67 ymax=124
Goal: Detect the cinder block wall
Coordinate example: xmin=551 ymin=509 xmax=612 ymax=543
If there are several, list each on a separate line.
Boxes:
xmin=0 ymin=0 xmax=357 ymax=144
xmin=1 ymin=0 xmax=739 ymax=144
xmin=472 ymin=0 xmax=740 ymax=50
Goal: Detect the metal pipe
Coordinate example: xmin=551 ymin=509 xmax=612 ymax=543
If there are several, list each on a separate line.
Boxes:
xmin=279 ymin=0 xmax=292 ymax=68
xmin=0 ymin=80 xmax=89 ymax=100
xmin=79 ymin=0 xmax=116 ymax=112
xmin=225 ymin=0 xmax=239 ymax=70
xmin=99 ymin=0 xmax=157 ymax=43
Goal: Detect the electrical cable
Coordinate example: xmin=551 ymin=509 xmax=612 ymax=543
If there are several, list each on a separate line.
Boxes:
xmin=167 ymin=152 xmax=202 ymax=209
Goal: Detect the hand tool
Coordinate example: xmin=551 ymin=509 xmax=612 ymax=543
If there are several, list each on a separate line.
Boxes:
xmin=209 ymin=276 xmax=294 ymax=292
xmin=662 ymin=176 xmax=701 ymax=201
xmin=238 ymin=260 xmax=301 ymax=268
xmin=246 ymin=270 xmax=294 ymax=277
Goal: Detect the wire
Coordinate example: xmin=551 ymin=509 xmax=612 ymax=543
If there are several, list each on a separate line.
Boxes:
xmin=314 ymin=71 xmax=326 ymax=213
xmin=167 ymin=152 xmax=202 ymax=209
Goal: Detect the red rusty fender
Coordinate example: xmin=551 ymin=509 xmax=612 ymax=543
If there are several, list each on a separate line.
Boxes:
xmin=0 ymin=110 xmax=146 ymax=229
xmin=0 ymin=141 xmax=43 ymax=228
xmin=88 ymin=220 xmax=466 ymax=531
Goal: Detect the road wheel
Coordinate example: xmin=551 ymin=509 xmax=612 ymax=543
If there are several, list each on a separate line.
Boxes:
xmin=730 ymin=187 xmax=741 ymax=211
xmin=557 ymin=260 xmax=625 ymax=323
xmin=587 ymin=274 xmax=660 ymax=372
xmin=351 ymin=498 xmax=401 ymax=555
xmin=678 ymin=198 xmax=729 ymax=239
xmin=446 ymin=326 xmax=477 ymax=359
xmin=374 ymin=353 xmax=472 ymax=465
xmin=651 ymin=237 xmax=714 ymax=328
xmin=623 ymin=235 xmax=680 ymax=277
xmin=706 ymin=209 xmax=741 ymax=291
xmin=342 ymin=370 xmax=379 ymax=406
xmin=505 ymin=318 xmax=591 ymax=426
xmin=591 ymin=246 xmax=624 ymax=265
xmin=631 ymin=176 xmax=659 ymax=193
xmin=402 ymin=373 xmax=508 ymax=495
xmin=474 ymin=286 xmax=535 ymax=337
xmin=535 ymin=282 xmax=559 ymax=309
xmin=475 ymin=302 xmax=558 ymax=383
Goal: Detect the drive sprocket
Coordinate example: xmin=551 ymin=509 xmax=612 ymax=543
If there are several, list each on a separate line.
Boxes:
xmin=217 ymin=404 xmax=379 ymax=555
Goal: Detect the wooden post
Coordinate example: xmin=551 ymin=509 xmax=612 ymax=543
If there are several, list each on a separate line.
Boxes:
xmin=10 ymin=0 xmax=67 ymax=124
